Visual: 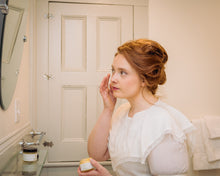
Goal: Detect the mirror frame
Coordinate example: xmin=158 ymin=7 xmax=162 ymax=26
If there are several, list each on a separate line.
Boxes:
xmin=0 ymin=0 xmax=28 ymax=110
xmin=0 ymin=0 xmax=8 ymax=110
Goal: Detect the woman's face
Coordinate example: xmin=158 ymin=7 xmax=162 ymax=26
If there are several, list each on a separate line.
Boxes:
xmin=110 ymin=54 xmax=144 ymax=100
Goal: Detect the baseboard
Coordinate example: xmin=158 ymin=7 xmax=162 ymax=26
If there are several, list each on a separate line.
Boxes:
xmin=0 ymin=122 xmax=31 ymax=155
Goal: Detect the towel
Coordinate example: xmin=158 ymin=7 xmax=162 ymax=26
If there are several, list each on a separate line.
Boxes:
xmin=204 ymin=115 xmax=220 ymax=139
xmin=201 ymin=118 xmax=220 ymax=162
xmin=190 ymin=119 xmax=220 ymax=170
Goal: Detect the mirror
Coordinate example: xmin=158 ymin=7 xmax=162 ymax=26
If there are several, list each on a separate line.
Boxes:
xmin=0 ymin=0 xmax=28 ymax=110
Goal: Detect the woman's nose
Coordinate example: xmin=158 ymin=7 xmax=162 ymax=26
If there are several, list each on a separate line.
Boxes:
xmin=110 ymin=73 xmax=117 ymax=83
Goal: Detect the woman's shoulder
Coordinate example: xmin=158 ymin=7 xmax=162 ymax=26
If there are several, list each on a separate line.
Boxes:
xmin=139 ymin=100 xmax=173 ymax=123
xmin=149 ymin=102 xmax=171 ymax=117
xmin=151 ymin=100 xmax=195 ymax=134
xmin=155 ymin=100 xmax=186 ymax=117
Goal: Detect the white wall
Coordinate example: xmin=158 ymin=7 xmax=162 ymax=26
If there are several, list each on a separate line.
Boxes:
xmin=149 ymin=0 xmax=220 ymax=176
xmin=149 ymin=0 xmax=220 ymax=118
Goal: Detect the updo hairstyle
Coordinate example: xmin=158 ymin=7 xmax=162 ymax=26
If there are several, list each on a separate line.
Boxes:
xmin=116 ymin=39 xmax=168 ymax=95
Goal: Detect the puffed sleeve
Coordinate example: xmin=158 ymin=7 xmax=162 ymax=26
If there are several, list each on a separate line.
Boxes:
xmin=148 ymin=134 xmax=189 ymax=175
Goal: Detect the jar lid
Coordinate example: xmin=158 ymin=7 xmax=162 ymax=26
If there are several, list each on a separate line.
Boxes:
xmin=23 ymin=148 xmax=38 ymax=153
xmin=80 ymin=157 xmax=91 ymax=164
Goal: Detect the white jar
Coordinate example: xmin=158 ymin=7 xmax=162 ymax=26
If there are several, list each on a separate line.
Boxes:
xmin=79 ymin=158 xmax=94 ymax=172
xmin=23 ymin=148 xmax=38 ymax=162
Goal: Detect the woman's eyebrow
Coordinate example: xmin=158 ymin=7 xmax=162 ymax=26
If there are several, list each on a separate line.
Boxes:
xmin=111 ymin=65 xmax=128 ymax=71
xmin=118 ymin=67 xmax=127 ymax=71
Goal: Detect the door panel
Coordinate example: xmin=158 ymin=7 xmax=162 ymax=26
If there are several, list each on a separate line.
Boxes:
xmin=97 ymin=17 xmax=121 ymax=71
xmin=61 ymin=16 xmax=87 ymax=72
xmin=48 ymin=2 xmax=133 ymax=161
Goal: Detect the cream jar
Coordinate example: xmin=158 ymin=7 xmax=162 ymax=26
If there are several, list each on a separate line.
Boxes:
xmin=23 ymin=148 xmax=38 ymax=162
xmin=79 ymin=158 xmax=94 ymax=172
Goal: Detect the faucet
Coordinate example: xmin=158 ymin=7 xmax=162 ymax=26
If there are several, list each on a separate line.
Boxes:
xmin=19 ymin=130 xmax=46 ymax=148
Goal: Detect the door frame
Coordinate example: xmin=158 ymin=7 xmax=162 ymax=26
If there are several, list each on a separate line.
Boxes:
xmin=35 ymin=0 xmax=148 ymax=166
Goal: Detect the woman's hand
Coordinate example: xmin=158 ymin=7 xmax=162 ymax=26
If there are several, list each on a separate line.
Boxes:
xmin=77 ymin=159 xmax=112 ymax=176
xmin=99 ymin=74 xmax=116 ymax=110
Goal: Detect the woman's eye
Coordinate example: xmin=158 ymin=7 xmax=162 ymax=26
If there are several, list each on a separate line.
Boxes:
xmin=120 ymin=71 xmax=127 ymax=75
xmin=111 ymin=68 xmax=115 ymax=73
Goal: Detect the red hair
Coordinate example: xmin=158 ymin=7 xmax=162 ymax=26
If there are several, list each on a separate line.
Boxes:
xmin=116 ymin=39 xmax=168 ymax=95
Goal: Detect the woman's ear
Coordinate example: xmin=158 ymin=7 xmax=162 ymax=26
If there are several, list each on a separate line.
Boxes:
xmin=141 ymin=79 xmax=146 ymax=87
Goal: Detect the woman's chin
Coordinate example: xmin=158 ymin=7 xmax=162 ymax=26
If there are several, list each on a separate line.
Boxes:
xmin=113 ymin=92 xmax=124 ymax=99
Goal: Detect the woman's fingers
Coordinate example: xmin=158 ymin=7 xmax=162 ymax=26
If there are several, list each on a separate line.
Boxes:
xmin=77 ymin=159 xmax=112 ymax=176
xmin=100 ymin=74 xmax=110 ymax=94
xmin=89 ymin=158 xmax=102 ymax=170
xmin=101 ymin=74 xmax=110 ymax=88
xmin=100 ymin=77 xmax=107 ymax=93
xmin=99 ymin=74 xmax=116 ymax=109
xmin=90 ymin=159 xmax=112 ymax=176
xmin=77 ymin=166 xmax=97 ymax=176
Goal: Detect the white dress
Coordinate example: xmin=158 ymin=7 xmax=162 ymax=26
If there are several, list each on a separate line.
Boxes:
xmin=108 ymin=100 xmax=195 ymax=176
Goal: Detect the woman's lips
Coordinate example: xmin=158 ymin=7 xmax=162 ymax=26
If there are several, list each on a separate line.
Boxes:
xmin=112 ymin=86 xmax=119 ymax=91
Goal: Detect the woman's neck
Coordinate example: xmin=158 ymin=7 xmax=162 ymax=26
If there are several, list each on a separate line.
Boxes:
xmin=128 ymin=90 xmax=158 ymax=117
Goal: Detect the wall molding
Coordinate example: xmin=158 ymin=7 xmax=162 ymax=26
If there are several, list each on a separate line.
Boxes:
xmin=44 ymin=160 xmax=112 ymax=167
xmin=47 ymin=0 xmax=147 ymax=6
xmin=0 ymin=122 xmax=31 ymax=155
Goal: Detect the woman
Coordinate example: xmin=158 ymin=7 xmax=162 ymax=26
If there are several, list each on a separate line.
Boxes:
xmin=78 ymin=39 xmax=194 ymax=176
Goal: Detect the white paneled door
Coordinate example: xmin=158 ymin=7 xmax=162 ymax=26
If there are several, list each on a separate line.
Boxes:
xmin=48 ymin=2 xmax=133 ymax=161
